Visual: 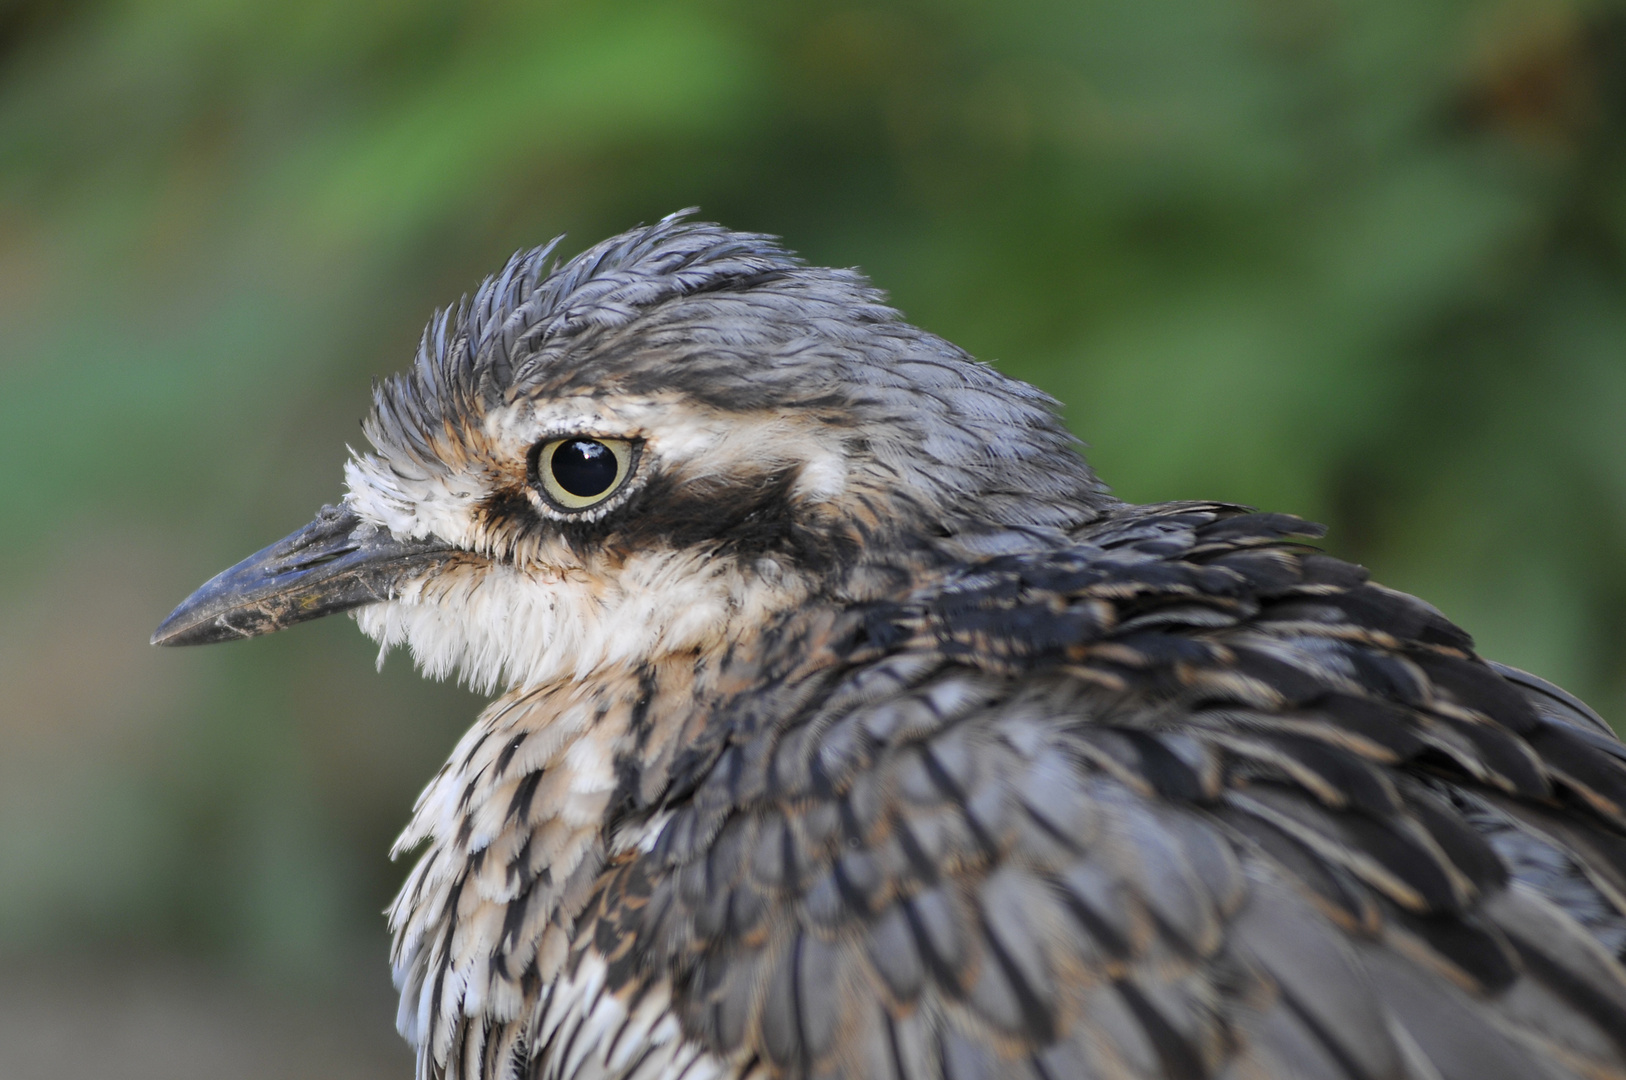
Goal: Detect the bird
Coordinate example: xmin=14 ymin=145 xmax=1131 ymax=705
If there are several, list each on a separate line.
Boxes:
xmin=154 ymin=212 xmax=1626 ymax=1080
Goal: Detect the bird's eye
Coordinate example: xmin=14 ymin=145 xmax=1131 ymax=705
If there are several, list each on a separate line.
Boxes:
xmin=534 ymin=437 xmax=636 ymax=511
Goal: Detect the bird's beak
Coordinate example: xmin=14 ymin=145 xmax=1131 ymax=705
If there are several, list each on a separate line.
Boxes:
xmin=152 ymin=504 xmax=454 ymax=647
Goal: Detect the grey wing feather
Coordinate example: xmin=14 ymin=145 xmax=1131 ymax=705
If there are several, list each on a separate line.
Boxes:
xmin=565 ymin=506 xmax=1626 ymax=1080
xmin=1490 ymin=661 xmax=1619 ymax=739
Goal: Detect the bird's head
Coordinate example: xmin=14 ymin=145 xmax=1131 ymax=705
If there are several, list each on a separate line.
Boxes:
xmin=154 ymin=215 xmax=1109 ymax=692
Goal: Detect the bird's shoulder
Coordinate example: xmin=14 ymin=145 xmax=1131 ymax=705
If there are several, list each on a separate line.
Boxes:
xmin=556 ymin=502 xmax=1626 ymax=1080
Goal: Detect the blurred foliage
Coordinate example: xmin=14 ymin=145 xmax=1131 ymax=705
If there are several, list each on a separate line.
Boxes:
xmin=1 ymin=0 xmax=1624 ymax=1017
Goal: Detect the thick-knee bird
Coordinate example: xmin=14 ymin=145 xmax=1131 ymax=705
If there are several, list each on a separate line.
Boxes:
xmin=155 ymin=214 xmax=1626 ymax=1080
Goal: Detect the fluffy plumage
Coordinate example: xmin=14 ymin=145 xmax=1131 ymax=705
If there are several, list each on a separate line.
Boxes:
xmin=173 ymin=213 xmax=1626 ymax=1080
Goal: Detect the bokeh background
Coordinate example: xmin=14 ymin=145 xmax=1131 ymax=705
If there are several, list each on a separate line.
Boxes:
xmin=2 ymin=0 xmax=1625 ymax=1075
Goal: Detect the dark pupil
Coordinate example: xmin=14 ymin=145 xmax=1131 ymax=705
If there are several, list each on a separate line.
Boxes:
xmin=552 ymin=439 xmax=618 ymax=498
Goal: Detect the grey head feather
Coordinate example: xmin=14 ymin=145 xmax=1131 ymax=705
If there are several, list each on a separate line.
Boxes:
xmin=364 ymin=210 xmax=1113 ymax=546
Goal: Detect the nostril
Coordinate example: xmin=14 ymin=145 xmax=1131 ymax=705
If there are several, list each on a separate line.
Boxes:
xmin=286 ymin=548 xmax=350 ymax=571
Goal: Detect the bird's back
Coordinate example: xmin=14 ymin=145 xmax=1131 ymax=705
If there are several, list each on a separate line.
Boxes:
xmin=516 ymin=501 xmax=1626 ymax=1080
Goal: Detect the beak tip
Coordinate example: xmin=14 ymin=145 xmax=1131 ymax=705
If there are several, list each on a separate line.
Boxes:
xmin=150 ymin=609 xmax=203 ymax=647
xmin=151 ymin=599 xmax=257 ymax=647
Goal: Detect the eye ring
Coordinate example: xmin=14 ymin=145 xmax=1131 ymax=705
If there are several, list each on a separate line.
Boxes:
xmin=530 ymin=436 xmax=637 ymax=512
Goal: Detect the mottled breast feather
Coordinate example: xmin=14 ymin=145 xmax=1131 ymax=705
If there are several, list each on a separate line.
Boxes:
xmin=466 ymin=502 xmax=1626 ymax=1080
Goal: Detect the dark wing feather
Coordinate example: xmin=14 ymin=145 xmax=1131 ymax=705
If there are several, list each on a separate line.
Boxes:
xmin=570 ymin=504 xmax=1626 ymax=1080
xmin=1491 ymin=662 xmax=1619 ymax=739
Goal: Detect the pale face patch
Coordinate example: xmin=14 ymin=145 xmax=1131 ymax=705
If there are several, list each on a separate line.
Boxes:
xmin=351 ymin=395 xmax=853 ymax=552
xmin=353 ymin=544 xmax=807 ymax=694
xmin=343 ymin=395 xmax=847 ymax=692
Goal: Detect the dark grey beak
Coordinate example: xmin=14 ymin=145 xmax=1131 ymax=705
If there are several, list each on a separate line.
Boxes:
xmin=152 ymin=504 xmax=454 ymax=647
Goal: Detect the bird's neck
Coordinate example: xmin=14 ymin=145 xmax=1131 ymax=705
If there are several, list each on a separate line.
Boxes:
xmin=384 ymin=593 xmax=861 ymax=1031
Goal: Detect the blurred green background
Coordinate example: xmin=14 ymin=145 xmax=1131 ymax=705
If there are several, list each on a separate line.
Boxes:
xmin=2 ymin=0 xmax=1624 ymax=1075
